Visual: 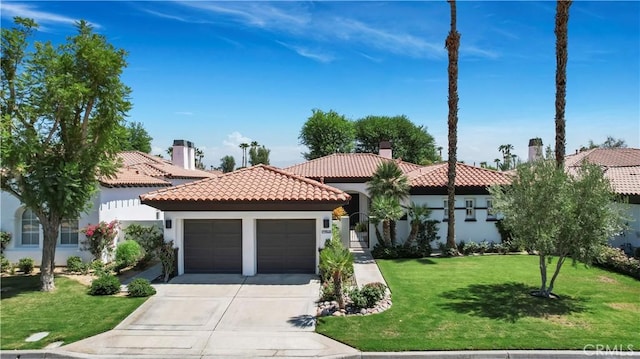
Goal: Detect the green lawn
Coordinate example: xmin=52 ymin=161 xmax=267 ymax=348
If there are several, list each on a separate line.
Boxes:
xmin=1 ymin=275 xmax=147 ymax=349
xmin=317 ymin=255 xmax=640 ymax=351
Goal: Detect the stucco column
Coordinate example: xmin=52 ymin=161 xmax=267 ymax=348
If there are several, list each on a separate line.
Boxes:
xmin=242 ymin=218 xmax=256 ymax=276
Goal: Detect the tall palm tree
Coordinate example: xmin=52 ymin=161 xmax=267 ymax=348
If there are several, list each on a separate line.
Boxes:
xmin=239 ymin=142 xmax=249 ymax=167
xmin=498 ymin=144 xmax=514 ymax=169
xmin=370 ymin=196 xmax=404 ymax=246
xmin=555 ymin=0 xmax=572 ymax=168
xmin=494 ymin=158 xmax=501 ymax=169
xmin=319 ymin=244 xmax=354 ymax=310
xmin=445 ymin=0 xmax=460 ymax=253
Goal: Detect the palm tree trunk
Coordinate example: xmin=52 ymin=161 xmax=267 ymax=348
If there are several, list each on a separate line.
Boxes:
xmin=555 ymin=0 xmax=572 ymax=168
xmin=383 ymin=220 xmax=391 ymax=247
xmin=333 ymin=272 xmax=345 ymax=310
xmin=445 ymin=0 xmax=460 ymax=252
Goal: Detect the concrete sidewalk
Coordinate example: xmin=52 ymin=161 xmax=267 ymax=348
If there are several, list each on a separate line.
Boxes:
xmin=351 ymin=248 xmax=387 ymax=288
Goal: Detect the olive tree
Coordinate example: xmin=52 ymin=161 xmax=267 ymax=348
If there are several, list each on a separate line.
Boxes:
xmin=1 ymin=18 xmax=131 ymax=291
xmin=489 ymin=159 xmax=626 ymax=298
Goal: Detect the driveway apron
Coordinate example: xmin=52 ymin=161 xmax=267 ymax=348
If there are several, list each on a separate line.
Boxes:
xmin=61 ymin=274 xmax=357 ymax=358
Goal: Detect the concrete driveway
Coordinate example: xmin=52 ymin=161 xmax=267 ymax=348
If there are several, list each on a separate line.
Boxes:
xmin=61 ymin=274 xmax=357 ymax=358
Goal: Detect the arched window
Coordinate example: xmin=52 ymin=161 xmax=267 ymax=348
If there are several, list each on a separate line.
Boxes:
xmin=60 ymin=219 xmax=79 ymax=245
xmin=21 ymin=208 xmax=40 ymax=246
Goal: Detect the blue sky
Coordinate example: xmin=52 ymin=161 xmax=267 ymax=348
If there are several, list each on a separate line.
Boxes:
xmin=2 ymin=1 xmax=638 ymax=168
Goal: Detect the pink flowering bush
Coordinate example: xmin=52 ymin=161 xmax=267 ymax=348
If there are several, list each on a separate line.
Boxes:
xmin=82 ymin=220 xmax=119 ymax=261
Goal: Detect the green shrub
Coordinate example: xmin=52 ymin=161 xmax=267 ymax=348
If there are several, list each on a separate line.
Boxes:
xmin=124 ymin=224 xmax=164 ymax=268
xmin=355 ymin=222 xmax=368 ymax=232
xmin=89 ymin=274 xmax=121 ymax=295
xmin=319 ymin=280 xmax=336 ymax=301
xmin=18 ymin=257 xmax=34 ymax=274
xmin=371 ymin=243 xmax=431 ymax=259
xmin=0 ymin=255 xmax=10 ymax=272
xmin=66 ymin=256 xmax=88 ymax=273
xmin=361 ymin=282 xmax=387 ymax=307
xmin=127 ymin=278 xmax=156 ymax=297
xmin=348 ymin=287 xmax=368 ymax=309
xmin=462 ymin=242 xmax=478 ymax=255
xmin=115 ymin=240 xmax=142 ymax=271
xmin=595 ymin=246 xmax=640 ymax=280
xmin=0 ymin=232 xmax=11 ymax=253
xmin=90 ymin=260 xmax=108 ymax=276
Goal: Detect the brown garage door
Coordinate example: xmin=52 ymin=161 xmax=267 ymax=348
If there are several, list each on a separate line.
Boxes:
xmin=183 ymin=219 xmax=242 ymax=273
xmin=257 ymin=219 xmax=316 ymax=274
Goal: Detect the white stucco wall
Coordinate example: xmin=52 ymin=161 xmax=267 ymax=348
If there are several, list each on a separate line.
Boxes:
xmin=1 ymin=185 xmax=167 ymax=265
xmin=163 ymin=210 xmax=333 ymax=276
xmin=610 ymin=203 xmax=640 ymax=249
xmin=409 ymin=194 xmax=501 ymax=246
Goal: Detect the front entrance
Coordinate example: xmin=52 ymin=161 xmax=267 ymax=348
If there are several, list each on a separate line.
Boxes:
xmin=343 ymin=192 xmax=360 ymax=227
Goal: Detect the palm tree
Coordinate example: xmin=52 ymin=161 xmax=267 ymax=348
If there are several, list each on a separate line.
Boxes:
xmin=405 ymin=202 xmax=432 ymax=247
xmin=498 ymin=144 xmax=514 ymax=170
xmin=445 ymin=0 xmax=460 ymax=254
xmin=494 ymin=158 xmax=501 ymax=169
xmin=319 ymin=244 xmax=354 ymax=310
xmin=555 ymin=0 xmax=572 ymax=168
xmin=239 ymin=143 xmax=249 ymax=167
xmin=367 ymin=161 xmax=409 ymax=244
xmin=370 ymin=196 xmax=404 ymax=246
xmin=367 ymin=161 xmax=409 ymax=200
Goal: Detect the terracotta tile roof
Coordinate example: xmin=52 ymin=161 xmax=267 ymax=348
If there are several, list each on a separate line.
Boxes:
xmin=140 ymin=165 xmax=351 ymax=203
xmin=284 ymin=153 xmax=422 ymax=180
xmin=408 ymin=162 xmax=513 ymax=188
xmin=565 ymin=148 xmax=640 ymax=196
xmin=117 ymin=151 xmax=216 ymax=179
xmin=98 ymin=151 xmax=218 ymax=187
xmin=100 ymin=168 xmax=171 ymax=188
xmin=565 ymin=148 xmax=640 ymax=168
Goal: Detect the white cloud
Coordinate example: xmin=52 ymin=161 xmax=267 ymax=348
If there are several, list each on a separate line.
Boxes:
xmin=1 ymin=3 xmax=101 ymax=29
xmin=222 ymin=131 xmax=252 ymax=150
xmin=276 ymin=41 xmax=334 ymax=63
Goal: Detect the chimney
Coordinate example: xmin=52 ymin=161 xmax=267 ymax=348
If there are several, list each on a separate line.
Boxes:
xmin=172 ymin=139 xmax=195 ymax=169
xmin=528 ymin=138 xmax=543 ymax=162
xmin=379 ymin=140 xmax=392 ymax=159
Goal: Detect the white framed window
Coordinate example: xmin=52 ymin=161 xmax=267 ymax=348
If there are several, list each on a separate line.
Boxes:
xmin=60 ymin=219 xmax=79 ymax=245
xmin=443 ymin=199 xmax=449 ymax=220
xmin=465 ymin=199 xmax=475 ymax=220
xmin=486 ymin=199 xmax=496 ymax=220
xmin=21 ymin=208 xmax=40 ymax=246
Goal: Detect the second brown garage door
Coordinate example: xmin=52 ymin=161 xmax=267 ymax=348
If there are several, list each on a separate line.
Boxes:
xmin=183 ymin=219 xmax=242 ymax=273
xmin=256 ymin=219 xmax=316 ymax=274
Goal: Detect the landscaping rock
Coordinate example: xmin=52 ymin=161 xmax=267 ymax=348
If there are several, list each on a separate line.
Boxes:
xmin=25 ymin=332 xmax=49 ymax=342
xmin=316 ymin=290 xmax=392 ymax=318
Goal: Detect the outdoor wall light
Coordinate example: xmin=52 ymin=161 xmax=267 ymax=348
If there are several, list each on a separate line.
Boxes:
xmin=323 ymin=217 xmax=330 ymax=228
xmin=165 ymin=219 xmax=172 ymax=229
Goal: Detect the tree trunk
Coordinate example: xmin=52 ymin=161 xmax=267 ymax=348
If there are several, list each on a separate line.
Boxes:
xmin=406 ymin=222 xmax=418 ymax=247
xmin=547 ymin=256 xmax=566 ymax=296
xmin=333 ymin=271 xmax=345 ymax=310
xmin=538 ymin=254 xmax=548 ymax=296
xmin=445 ymin=0 xmax=460 ymax=253
xmin=390 ymin=220 xmax=397 ymax=245
xmin=383 ymin=220 xmax=391 ymax=247
xmin=554 ymin=0 xmax=572 ymax=168
xmin=41 ymin=217 xmax=61 ymax=292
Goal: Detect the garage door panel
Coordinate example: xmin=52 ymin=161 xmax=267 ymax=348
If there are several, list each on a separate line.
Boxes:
xmin=257 ymin=219 xmax=316 ymax=274
xmin=184 ymin=219 xmax=242 ymax=274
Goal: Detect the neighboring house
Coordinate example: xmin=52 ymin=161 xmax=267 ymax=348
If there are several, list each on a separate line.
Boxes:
xmin=1 ymin=140 xmax=216 ymax=265
xmin=285 ymin=143 xmax=513 ymax=248
xmin=140 ymin=165 xmax=350 ymax=276
xmin=565 ymin=147 xmax=640 ymax=250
